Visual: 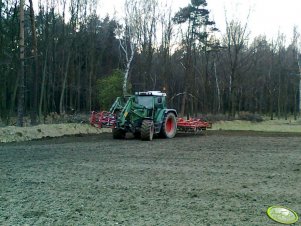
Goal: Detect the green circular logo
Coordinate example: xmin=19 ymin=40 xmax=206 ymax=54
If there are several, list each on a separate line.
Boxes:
xmin=267 ymin=206 xmax=299 ymax=224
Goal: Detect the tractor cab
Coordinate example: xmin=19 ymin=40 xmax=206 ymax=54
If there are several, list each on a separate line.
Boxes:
xmin=133 ymin=91 xmax=167 ymax=119
xmin=135 ymin=91 xmax=166 ymax=109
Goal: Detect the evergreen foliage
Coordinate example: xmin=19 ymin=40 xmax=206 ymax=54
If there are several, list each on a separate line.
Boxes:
xmin=97 ymin=70 xmax=123 ymax=110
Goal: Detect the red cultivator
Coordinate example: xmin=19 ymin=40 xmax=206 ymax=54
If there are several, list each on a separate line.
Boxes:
xmin=177 ymin=117 xmax=212 ymax=133
xmin=90 ymin=111 xmax=116 ymax=128
xmin=90 ymin=110 xmax=212 ymax=133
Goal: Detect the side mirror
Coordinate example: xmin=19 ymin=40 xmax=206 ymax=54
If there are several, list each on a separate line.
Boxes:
xmin=158 ymin=97 xmax=162 ymax=103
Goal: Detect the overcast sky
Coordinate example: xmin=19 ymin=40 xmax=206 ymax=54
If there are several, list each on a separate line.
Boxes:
xmin=99 ymin=0 xmax=300 ymax=42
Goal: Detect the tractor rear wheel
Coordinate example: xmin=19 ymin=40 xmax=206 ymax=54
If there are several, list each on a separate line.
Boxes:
xmin=141 ymin=120 xmax=154 ymax=141
xmin=113 ymin=128 xmax=126 ymax=139
xmin=160 ymin=112 xmax=177 ymax=138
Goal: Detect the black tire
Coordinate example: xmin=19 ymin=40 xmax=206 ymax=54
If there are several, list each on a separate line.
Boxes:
xmin=160 ymin=112 xmax=177 ymax=138
xmin=141 ymin=120 xmax=154 ymax=141
xmin=113 ymin=128 xmax=126 ymax=139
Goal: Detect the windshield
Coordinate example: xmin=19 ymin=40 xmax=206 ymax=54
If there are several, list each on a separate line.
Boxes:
xmin=137 ymin=96 xmax=153 ymax=109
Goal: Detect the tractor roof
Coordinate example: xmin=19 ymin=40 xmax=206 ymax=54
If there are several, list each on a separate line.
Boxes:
xmin=135 ymin=91 xmax=166 ymax=96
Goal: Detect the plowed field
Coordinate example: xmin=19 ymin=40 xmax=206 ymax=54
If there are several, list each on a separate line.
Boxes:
xmin=1 ymin=131 xmax=300 ymax=225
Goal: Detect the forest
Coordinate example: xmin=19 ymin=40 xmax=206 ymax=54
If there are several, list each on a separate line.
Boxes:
xmin=0 ymin=0 xmax=301 ymax=126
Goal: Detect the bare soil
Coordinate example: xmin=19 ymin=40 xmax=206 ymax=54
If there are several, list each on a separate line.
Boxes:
xmin=0 ymin=131 xmax=300 ymax=225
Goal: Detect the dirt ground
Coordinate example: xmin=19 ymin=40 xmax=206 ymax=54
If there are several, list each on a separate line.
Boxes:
xmin=0 ymin=131 xmax=300 ymax=226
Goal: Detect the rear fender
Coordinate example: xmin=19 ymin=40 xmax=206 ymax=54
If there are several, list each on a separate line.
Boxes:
xmin=164 ymin=109 xmax=178 ymax=117
xmin=154 ymin=109 xmax=177 ymax=133
xmin=156 ymin=109 xmax=177 ymax=123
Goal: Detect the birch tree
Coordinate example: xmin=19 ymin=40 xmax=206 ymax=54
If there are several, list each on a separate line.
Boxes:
xmin=158 ymin=1 xmax=173 ymax=93
xmin=117 ymin=0 xmax=139 ymax=96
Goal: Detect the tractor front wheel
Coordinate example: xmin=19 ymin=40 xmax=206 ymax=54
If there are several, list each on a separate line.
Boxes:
xmin=160 ymin=113 xmax=177 ymax=138
xmin=141 ymin=120 xmax=154 ymax=141
xmin=113 ymin=128 xmax=126 ymax=139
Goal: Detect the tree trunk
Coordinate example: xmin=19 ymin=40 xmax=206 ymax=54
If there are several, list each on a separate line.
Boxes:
xmin=10 ymin=75 xmax=20 ymax=119
xmin=17 ymin=0 xmax=25 ymax=127
xmin=29 ymin=0 xmax=39 ymax=124
xmin=297 ymin=55 xmax=301 ymax=114
xmin=77 ymin=58 xmax=81 ymax=111
xmin=270 ymin=95 xmax=274 ymax=120
xmin=277 ymin=72 xmax=281 ymax=119
xmin=122 ymin=44 xmax=134 ymax=96
xmin=39 ymin=49 xmax=48 ymax=119
xmin=180 ymin=90 xmax=187 ymax=116
xmin=294 ymin=86 xmax=297 ymax=120
xmin=88 ymin=54 xmax=94 ymax=111
xmin=214 ymin=61 xmax=221 ymax=113
xmin=0 ymin=71 xmax=8 ymax=123
xmin=231 ymin=89 xmax=236 ymax=117
xmin=59 ymin=53 xmax=70 ymax=114
xmin=0 ymin=1 xmax=5 ymax=122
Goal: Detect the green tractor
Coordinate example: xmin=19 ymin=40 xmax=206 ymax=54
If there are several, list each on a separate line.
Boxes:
xmin=90 ymin=91 xmax=212 ymax=139
xmin=109 ymin=91 xmax=177 ymax=141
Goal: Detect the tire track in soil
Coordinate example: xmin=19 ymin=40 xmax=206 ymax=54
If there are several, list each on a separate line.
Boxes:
xmin=0 ymin=131 xmax=300 ymax=225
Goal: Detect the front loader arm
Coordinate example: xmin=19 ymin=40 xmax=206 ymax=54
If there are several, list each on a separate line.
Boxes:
xmin=116 ymin=97 xmax=148 ymax=127
xmin=109 ymin=97 xmax=124 ymax=113
xmin=117 ymin=97 xmax=133 ymax=126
